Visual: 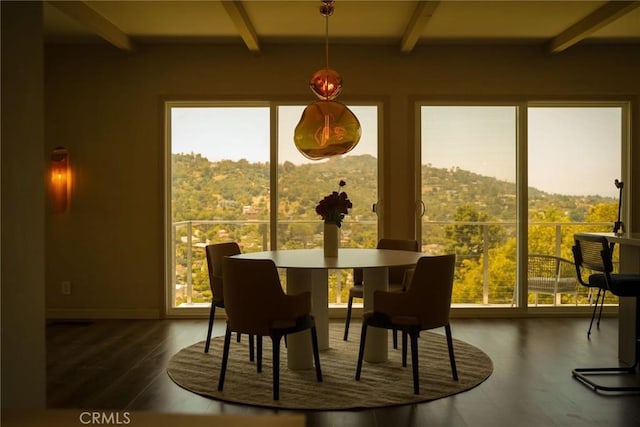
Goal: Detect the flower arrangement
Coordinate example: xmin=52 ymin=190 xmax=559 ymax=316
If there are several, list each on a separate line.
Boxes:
xmin=316 ymin=180 xmax=352 ymax=228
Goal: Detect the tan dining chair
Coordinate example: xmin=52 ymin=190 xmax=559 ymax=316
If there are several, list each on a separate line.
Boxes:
xmin=204 ymin=242 xmax=255 ymax=360
xmin=344 ymin=238 xmax=420 ymax=348
xmin=355 ymin=254 xmax=458 ymax=394
xmin=219 ymin=257 xmax=323 ymax=400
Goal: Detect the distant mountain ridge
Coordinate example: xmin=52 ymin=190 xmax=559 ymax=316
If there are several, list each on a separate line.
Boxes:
xmin=172 ymin=153 xmax=615 ymax=223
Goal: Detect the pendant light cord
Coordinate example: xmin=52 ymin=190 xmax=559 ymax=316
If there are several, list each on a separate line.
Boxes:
xmin=325 ymin=12 xmax=329 ymax=73
xmin=320 ymin=0 xmax=334 ymax=101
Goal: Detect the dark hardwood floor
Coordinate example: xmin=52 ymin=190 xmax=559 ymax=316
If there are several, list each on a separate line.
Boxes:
xmin=46 ymin=317 xmax=640 ymax=427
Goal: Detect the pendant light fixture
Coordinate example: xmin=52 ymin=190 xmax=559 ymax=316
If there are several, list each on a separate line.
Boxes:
xmin=294 ymin=0 xmax=361 ymax=160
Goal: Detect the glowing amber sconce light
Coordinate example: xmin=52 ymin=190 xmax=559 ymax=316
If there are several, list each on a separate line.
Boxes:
xmin=50 ymin=147 xmax=70 ymax=213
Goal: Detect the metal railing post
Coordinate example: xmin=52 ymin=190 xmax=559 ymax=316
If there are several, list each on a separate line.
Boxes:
xmin=262 ymin=223 xmax=268 ymax=250
xmin=483 ymin=224 xmax=489 ymax=305
xmin=335 ymin=270 xmax=342 ymax=304
xmin=186 ymin=221 xmax=193 ymax=305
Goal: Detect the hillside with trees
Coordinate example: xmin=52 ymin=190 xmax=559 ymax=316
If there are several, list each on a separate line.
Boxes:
xmin=172 ymin=153 xmax=617 ymax=306
xmin=174 ymin=152 xmax=614 ymax=225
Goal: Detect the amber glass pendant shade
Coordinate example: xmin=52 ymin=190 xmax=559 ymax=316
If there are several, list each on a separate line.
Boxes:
xmin=310 ymin=68 xmax=343 ymax=100
xmin=294 ymin=0 xmax=360 ymax=160
xmin=294 ymin=100 xmax=361 ymax=160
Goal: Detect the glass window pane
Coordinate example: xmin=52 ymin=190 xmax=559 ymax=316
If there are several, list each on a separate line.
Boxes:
xmin=421 ymin=106 xmax=517 ymax=306
xmin=527 ymin=106 xmax=622 ymax=307
xmin=169 ymin=106 xmax=270 ymax=309
xmin=278 ymin=105 xmax=378 ymax=304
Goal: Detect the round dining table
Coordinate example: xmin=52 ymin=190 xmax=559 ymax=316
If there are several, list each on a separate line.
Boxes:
xmin=232 ymin=248 xmax=425 ymax=369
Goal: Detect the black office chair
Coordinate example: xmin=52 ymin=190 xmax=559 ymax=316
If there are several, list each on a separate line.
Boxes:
xmin=571 ymin=240 xmax=609 ymax=338
xmin=571 ymin=233 xmax=640 ymax=393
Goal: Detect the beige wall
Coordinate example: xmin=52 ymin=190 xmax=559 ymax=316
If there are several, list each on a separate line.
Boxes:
xmin=1 ymin=1 xmax=46 ymax=408
xmin=43 ymin=42 xmax=640 ymax=318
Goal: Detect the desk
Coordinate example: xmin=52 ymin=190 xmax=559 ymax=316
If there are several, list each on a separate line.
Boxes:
xmin=232 ymin=248 xmax=424 ymax=369
xmin=587 ymin=232 xmax=640 ymax=364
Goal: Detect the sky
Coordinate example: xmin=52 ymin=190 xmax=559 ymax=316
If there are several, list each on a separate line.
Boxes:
xmin=528 ymin=107 xmax=621 ymax=198
xmin=171 ymin=105 xmax=622 ymax=198
xmin=421 ymin=106 xmax=622 ymax=198
xmin=171 ymin=105 xmax=378 ymax=166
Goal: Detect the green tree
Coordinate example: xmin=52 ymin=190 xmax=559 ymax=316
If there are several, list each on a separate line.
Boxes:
xmin=445 ymin=205 xmax=505 ymax=256
xmin=586 ymin=202 xmax=617 ymax=223
xmin=528 ymin=207 xmax=571 ymax=256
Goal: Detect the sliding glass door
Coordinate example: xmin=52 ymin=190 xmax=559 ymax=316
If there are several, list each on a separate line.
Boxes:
xmin=165 ymin=101 xmax=380 ymax=315
xmin=419 ymin=105 xmax=518 ymax=306
xmin=527 ymin=104 xmax=623 ymax=307
xmin=418 ymin=101 xmax=627 ymax=309
xmin=167 ymin=103 xmax=271 ymax=313
xmin=277 ymin=105 xmax=379 ymax=304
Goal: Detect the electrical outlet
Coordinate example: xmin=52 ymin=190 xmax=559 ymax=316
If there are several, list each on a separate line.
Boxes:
xmin=61 ymin=281 xmax=72 ymax=295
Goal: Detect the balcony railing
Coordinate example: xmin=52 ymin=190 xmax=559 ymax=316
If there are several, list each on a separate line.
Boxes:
xmin=172 ymin=220 xmax=614 ymax=309
xmin=172 ymin=219 xmax=377 ymax=307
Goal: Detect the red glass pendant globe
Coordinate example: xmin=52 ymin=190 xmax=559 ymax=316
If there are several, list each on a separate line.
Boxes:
xmin=309 ymin=68 xmax=343 ymax=100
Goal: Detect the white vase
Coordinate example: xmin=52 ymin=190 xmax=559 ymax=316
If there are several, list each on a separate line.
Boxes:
xmin=323 ymin=222 xmax=339 ymax=257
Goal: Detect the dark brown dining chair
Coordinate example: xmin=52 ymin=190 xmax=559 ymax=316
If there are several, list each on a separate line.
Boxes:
xmin=219 ymin=257 xmax=323 ymax=400
xmin=204 ymin=242 xmax=254 ymax=358
xmin=571 ymin=233 xmax=640 ymax=393
xmin=344 ymin=238 xmax=420 ymax=348
xmin=355 ymin=254 xmax=458 ymax=394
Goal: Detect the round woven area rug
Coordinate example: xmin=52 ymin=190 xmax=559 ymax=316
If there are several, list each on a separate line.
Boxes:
xmin=166 ymin=323 xmax=492 ymax=410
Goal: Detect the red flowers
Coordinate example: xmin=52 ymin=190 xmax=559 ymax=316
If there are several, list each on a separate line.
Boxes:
xmin=316 ymin=180 xmax=352 ymax=228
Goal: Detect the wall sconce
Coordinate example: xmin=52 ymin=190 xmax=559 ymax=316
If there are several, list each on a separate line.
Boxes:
xmin=50 ymin=146 xmax=70 ymax=213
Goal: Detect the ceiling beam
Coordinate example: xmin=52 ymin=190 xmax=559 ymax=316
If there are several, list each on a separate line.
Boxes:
xmin=47 ymin=1 xmax=135 ymax=52
xmin=221 ymin=0 xmax=260 ymax=53
xmin=400 ymin=1 xmax=440 ymax=53
xmin=547 ymin=0 xmax=640 ymax=54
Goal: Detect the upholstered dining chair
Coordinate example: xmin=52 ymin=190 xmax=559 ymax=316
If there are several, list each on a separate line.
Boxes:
xmin=219 ymin=257 xmax=323 ymax=400
xmin=344 ymin=238 xmax=420 ymax=348
xmin=204 ymin=242 xmax=254 ymax=359
xmin=571 ymin=233 xmax=640 ymax=393
xmin=355 ymin=254 xmax=458 ymax=394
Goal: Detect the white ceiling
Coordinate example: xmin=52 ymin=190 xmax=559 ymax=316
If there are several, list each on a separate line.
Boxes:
xmin=43 ymin=1 xmax=640 ymax=54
